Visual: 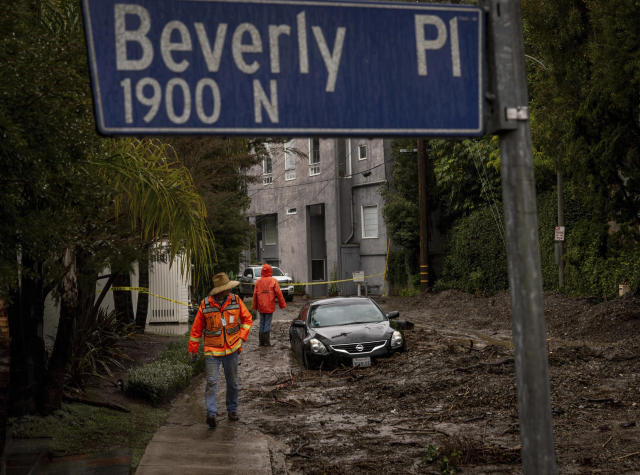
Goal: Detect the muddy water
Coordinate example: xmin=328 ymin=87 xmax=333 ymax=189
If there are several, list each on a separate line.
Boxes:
xmin=233 ymin=293 xmax=640 ymax=474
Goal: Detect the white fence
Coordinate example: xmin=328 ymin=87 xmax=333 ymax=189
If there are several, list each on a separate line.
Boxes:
xmin=145 ymin=254 xmax=191 ymax=335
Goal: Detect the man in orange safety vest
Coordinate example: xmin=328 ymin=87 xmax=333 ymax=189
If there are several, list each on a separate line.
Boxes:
xmin=188 ymin=273 xmax=252 ymax=428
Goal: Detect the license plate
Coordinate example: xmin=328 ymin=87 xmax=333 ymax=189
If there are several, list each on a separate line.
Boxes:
xmin=352 ymin=357 xmax=371 ymax=368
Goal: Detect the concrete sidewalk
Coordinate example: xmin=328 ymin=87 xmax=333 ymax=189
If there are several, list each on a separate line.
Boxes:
xmin=135 ymin=375 xmax=276 ymax=475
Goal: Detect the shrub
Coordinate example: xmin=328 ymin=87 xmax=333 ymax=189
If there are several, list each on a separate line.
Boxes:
xmin=537 ymin=190 xmax=640 ymax=297
xmin=126 ymin=360 xmax=193 ymax=404
xmin=437 ymin=205 xmax=508 ymax=295
xmin=125 ymin=337 xmax=204 ymax=404
xmin=68 ymin=308 xmax=135 ymax=388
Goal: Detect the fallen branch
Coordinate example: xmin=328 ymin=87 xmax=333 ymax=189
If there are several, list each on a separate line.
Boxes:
xmin=602 ymin=436 xmax=613 ymax=448
xmin=392 ymin=426 xmax=430 ymax=432
xmin=329 ymin=366 xmax=357 ymax=376
xmin=314 ymin=401 xmax=340 ymax=408
xmin=463 ymin=415 xmax=485 ymax=423
xmin=616 ymin=451 xmax=640 ymax=461
xmin=285 ymin=440 xmax=311 ymax=458
xmin=393 ymin=428 xmax=434 ymax=435
xmin=455 ymin=358 xmax=514 ymax=372
xmin=367 ymin=417 xmax=385 ymax=423
xmin=585 ymin=397 xmax=616 ymax=405
xmin=63 ymin=395 xmax=130 ymax=413
xmin=273 ymin=394 xmax=299 ymax=407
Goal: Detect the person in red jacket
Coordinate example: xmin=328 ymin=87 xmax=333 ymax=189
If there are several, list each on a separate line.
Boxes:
xmin=188 ymin=273 xmax=252 ymax=428
xmin=251 ymin=263 xmax=286 ymax=347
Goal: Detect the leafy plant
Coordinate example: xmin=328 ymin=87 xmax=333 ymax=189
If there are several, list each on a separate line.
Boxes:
xmin=67 ymin=309 xmax=135 ymax=389
xmin=124 ymin=337 xmax=204 ymax=404
xmin=425 ymin=444 xmax=461 ymax=474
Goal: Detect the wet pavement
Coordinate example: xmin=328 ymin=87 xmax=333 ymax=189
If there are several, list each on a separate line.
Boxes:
xmin=135 ymin=307 xmax=293 ymax=475
xmin=135 ymin=375 xmax=275 ymax=475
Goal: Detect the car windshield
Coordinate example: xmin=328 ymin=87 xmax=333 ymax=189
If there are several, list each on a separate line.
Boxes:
xmin=253 ymin=267 xmax=284 ymax=277
xmin=309 ymin=301 xmax=385 ymax=328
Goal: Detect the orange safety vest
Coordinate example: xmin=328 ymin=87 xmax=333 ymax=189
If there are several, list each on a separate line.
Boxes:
xmin=189 ymin=294 xmax=252 ymax=357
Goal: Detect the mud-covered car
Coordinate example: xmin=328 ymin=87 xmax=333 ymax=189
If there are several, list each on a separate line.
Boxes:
xmin=238 ymin=265 xmax=294 ymax=301
xmin=289 ymin=297 xmax=405 ymax=369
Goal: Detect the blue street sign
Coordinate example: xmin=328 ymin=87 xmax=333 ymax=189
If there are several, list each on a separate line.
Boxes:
xmin=82 ymin=0 xmax=484 ymax=136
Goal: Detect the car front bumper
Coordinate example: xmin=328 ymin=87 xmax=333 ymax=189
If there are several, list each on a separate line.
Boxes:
xmin=307 ymin=342 xmax=400 ymax=368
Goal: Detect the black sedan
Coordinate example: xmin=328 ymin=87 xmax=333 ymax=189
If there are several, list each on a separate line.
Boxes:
xmin=289 ymin=297 xmax=405 ymax=369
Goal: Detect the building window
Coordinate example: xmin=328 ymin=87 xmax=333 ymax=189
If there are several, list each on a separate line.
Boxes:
xmin=284 ymin=139 xmax=296 ymax=181
xmin=264 ymin=216 xmax=277 ymax=245
xmin=358 ymin=143 xmax=368 ymax=160
xmin=286 ymin=208 xmax=297 ymax=215
xmin=262 ymin=156 xmax=272 ymax=185
xmin=311 ymin=259 xmax=325 ymax=281
xmin=362 ymin=205 xmax=378 ymax=238
xmin=309 ymin=138 xmax=320 ymax=176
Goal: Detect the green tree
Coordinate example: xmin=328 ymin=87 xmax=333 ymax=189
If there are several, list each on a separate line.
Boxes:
xmin=523 ymin=0 xmax=640 ymax=248
xmin=0 ymin=0 xmax=217 ymax=420
xmin=167 ymin=137 xmax=264 ymax=296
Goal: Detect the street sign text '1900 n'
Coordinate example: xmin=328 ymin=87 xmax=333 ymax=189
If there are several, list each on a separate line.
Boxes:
xmin=81 ymin=0 xmax=484 ymax=136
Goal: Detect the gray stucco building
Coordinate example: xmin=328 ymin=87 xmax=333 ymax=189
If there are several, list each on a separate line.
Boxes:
xmin=243 ymin=138 xmax=391 ymax=297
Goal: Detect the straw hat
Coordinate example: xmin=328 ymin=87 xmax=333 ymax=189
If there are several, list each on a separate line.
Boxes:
xmin=208 ymin=272 xmax=240 ymax=296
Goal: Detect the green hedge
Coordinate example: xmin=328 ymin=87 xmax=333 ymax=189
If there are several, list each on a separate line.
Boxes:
xmin=125 ymin=337 xmax=204 ymax=404
xmin=537 ymin=190 xmax=640 ymax=297
xmin=436 ymin=205 xmax=508 ymax=295
xmin=436 ymin=190 xmax=640 ymax=298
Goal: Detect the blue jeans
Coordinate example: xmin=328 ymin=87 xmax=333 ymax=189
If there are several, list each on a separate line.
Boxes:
xmin=204 ymin=352 xmax=239 ymax=417
xmin=259 ymin=313 xmax=273 ymax=332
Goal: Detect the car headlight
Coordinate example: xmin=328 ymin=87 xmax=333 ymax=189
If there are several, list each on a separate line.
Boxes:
xmin=309 ymin=338 xmax=328 ymax=355
xmin=390 ymin=331 xmax=403 ymax=348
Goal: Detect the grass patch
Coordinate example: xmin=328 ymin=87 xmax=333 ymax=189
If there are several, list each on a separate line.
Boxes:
xmin=9 ymin=402 xmax=168 ymax=469
xmin=8 ymin=334 xmax=203 ymax=472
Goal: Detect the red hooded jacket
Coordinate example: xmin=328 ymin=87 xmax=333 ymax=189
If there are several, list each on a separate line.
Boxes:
xmin=251 ymin=263 xmax=286 ymax=314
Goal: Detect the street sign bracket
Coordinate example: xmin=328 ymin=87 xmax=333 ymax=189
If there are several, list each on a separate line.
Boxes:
xmin=505 ymin=106 xmax=529 ymax=121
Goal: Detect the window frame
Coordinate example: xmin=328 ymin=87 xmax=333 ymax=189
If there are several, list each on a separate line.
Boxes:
xmin=308 ymin=138 xmax=320 ymax=176
xmin=262 ymin=155 xmax=273 ymax=185
xmin=361 ymin=205 xmax=379 ymax=239
xmin=358 ymin=143 xmax=368 ymax=161
xmin=284 ymin=139 xmax=296 ymax=181
xmin=264 ymin=216 xmax=277 ymax=245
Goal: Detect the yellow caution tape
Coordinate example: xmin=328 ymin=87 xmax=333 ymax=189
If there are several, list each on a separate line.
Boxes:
xmin=109 ymin=271 xmax=386 ymax=307
xmin=110 ymin=286 xmax=195 ymax=307
xmin=241 ymin=272 xmax=386 ymax=287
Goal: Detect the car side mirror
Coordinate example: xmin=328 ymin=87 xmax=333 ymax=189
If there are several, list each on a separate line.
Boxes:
xmin=386 ymin=311 xmax=400 ymax=319
xmin=293 ymin=320 xmax=306 ymax=328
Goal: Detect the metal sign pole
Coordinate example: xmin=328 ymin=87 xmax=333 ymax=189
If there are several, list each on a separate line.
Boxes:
xmin=483 ymin=1 xmax=557 ymax=473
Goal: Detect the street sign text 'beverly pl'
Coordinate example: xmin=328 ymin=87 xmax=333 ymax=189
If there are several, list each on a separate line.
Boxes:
xmin=82 ymin=0 xmax=484 ymax=135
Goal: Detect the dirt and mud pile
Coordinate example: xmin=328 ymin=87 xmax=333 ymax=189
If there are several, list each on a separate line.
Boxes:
xmin=238 ymin=290 xmax=640 ymax=474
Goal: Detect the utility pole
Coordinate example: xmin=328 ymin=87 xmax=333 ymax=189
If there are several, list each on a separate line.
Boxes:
xmin=483 ymin=0 xmax=557 ymax=473
xmin=417 ymin=138 xmax=430 ymax=291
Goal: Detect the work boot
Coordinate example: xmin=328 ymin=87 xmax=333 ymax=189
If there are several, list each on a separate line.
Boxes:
xmin=206 ymin=415 xmax=217 ymax=429
xmin=265 ymin=332 xmax=271 ymax=347
xmin=228 ymin=412 xmax=239 ymax=421
xmin=258 ymin=332 xmax=264 ymax=346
